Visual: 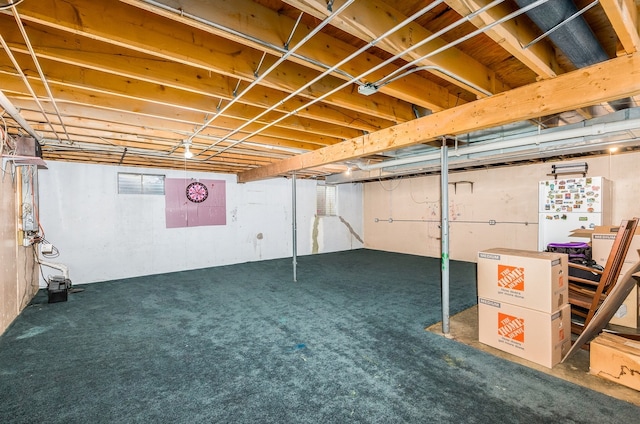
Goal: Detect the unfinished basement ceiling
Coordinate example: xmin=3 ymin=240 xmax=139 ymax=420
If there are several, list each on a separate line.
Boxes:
xmin=0 ymin=0 xmax=639 ymax=180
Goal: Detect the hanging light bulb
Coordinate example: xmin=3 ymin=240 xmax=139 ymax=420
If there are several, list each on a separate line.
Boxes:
xmin=184 ymin=142 xmax=194 ymax=159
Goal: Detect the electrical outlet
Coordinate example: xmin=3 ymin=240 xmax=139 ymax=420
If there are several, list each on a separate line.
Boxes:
xmin=41 ymin=243 xmax=54 ymax=254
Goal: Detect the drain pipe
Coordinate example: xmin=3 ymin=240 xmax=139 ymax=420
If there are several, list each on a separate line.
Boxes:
xmin=440 ymin=138 xmax=451 ymax=336
xmin=36 ymin=255 xmax=70 ymax=285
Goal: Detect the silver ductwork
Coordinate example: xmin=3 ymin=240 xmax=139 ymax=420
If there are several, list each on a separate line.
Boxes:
xmin=515 ymin=0 xmax=606 ymax=67
xmin=515 ymin=0 xmax=631 ymax=111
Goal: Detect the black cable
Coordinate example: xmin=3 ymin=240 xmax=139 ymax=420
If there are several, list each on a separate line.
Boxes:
xmin=0 ymin=0 xmax=25 ymax=11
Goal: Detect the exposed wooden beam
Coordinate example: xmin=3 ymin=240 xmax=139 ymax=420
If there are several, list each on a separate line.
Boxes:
xmin=11 ymin=100 xmax=331 ymax=150
xmin=238 ymin=53 xmax=640 ymax=182
xmin=0 ymin=20 xmax=404 ymax=132
xmin=0 ymin=53 xmax=366 ymax=141
xmin=282 ymin=0 xmax=507 ymax=97
xmin=12 ymin=97 xmax=330 ymax=151
xmin=444 ymin=0 xmax=560 ymax=78
xmin=6 ymin=0 xmax=419 ymax=121
xmin=119 ymin=0 xmax=460 ymax=111
xmin=600 ymin=0 xmax=640 ymax=54
xmin=1 ymin=74 xmax=346 ymax=146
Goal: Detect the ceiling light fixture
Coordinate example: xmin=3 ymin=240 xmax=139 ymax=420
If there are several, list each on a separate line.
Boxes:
xmin=183 ymin=141 xmax=194 ymax=159
xmin=357 ymin=83 xmax=378 ymax=96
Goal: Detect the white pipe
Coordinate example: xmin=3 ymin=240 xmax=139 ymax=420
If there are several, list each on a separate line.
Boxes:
xmin=37 ymin=258 xmax=70 ymax=281
xmin=357 ymin=117 xmax=640 ymax=171
xmin=12 ymin=8 xmax=72 ymax=143
xmin=0 ymin=89 xmax=42 ymax=142
xmin=139 ymin=0 xmax=359 ymax=83
xmin=377 ymin=0 xmax=550 ymax=91
xmin=0 ymin=34 xmax=60 ymax=141
xmin=211 ymin=0 xmax=552 ymax=159
xmin=206 ymin=0 xmax=450 ymax=158
xmin=188 ymin=0 xmax=357 ymax=148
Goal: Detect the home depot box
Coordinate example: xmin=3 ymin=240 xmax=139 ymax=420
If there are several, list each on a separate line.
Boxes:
xmin=590 ymin=332 xmax=640 ymax=391
xmin=478 ymin=298 xmax=571 ymax=368
xmin=477 ymin=248 xmax=568 ymax=314
xmin=592 ymin=226 xmax=640 ymax=328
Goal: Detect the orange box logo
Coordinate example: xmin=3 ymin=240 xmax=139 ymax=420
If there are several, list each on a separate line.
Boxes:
xmin=498 ymin=312 xmax=525 ymax=342
xmin=497 ymin=265 xmax=525 ymax=291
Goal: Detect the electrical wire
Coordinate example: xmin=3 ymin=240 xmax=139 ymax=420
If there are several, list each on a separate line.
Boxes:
xmin=0 ymin=0 xmax=25 ymax=11
xmin=0 ymin=112 xmax=6 ymax=155
xmin=376 ymin=175 xmax=402 ymax=191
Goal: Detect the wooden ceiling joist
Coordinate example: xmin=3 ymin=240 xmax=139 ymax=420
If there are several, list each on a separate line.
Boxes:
xmin=599 ymin=0 xmax=640 ymax=55
xmin=238 ymin=52 xmax=640 ymax=182
xmin=1 ymin=1 xmax=636 ymax=176
xmin=282 ymin=0 xmax=508 ymax=97
xmin=443 ymin=0 xmax=561 ymax=78
xmin=5 ymin=0 xmax=420 ymax=120
xmin=0 ymin=21 xmax=404 ymax=133
xmin=119 ymin=0 xmax=461 ymax=111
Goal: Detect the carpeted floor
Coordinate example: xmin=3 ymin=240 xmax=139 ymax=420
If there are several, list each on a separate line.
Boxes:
xmin=0 ymin=249 xmax=638 ymax=423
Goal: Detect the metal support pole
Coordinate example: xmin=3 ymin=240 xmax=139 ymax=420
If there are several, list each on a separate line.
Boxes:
xmin=292 ymin=171 xmax=297 ymax=282
xmin=440 ymin=141 xmax=450 ymax=335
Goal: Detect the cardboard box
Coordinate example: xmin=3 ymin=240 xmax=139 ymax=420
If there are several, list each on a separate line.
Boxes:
xmin=478 ymin=298 xmax=571 ymax=368
xmin=590 ymin=332 xmax=640 ymax=391
xmin=592 ymin=226 xmax=640 ymax=328
xmin=477 ymin=248 xmax=568 ymax=314
xmin=591 ymin=225 xmax=640 ymax=267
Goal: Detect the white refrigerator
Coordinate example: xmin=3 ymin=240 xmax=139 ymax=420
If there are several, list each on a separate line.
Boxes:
xmin=538 ymin=176 xmax=611 ymax=251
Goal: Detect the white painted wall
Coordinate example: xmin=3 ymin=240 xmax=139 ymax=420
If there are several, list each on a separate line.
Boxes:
xmin=38 ymin=162 xmax=363 ymax=285
xmin=364 ymin=151 xmax=640 ymax=262
xmin=311 ymin=183 xmax=364 ymax=253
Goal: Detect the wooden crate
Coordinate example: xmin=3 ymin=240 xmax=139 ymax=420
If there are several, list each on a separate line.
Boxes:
xmin=590 ymin=333 xmax=640 ymax=391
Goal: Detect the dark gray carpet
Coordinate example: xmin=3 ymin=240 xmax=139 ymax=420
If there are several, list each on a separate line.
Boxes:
xmin=0 ymin=249 xmax=637 ymax=423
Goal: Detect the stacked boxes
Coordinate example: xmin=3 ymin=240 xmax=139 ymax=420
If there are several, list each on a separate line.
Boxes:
xmin=591 ymin=226 xmax=640 ymax=328
xmin=477 ymin=248 xmax=571 ymax=368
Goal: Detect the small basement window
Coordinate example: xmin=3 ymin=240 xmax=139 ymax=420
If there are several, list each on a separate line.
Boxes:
xmin=316 ymin=183 xmax=337 ymax=216
xmin=118 ymin=173 xmax=165 ymax=195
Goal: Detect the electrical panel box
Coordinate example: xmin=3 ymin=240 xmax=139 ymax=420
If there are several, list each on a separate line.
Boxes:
xmin=15 ymin=136 xmax=42 ymax=157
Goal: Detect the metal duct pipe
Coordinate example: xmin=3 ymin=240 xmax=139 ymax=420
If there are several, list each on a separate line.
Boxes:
xmin=356 ymin=115 xmax=640 ymax=171
xmin=515 ymin=0 xmax=606 ymax=67
xmin=515 ymin=0 xmax=631 ymax=111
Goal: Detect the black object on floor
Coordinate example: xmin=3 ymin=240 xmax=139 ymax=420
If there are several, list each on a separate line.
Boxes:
xmin=46 ymin=276 xmax=71 ymax=303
